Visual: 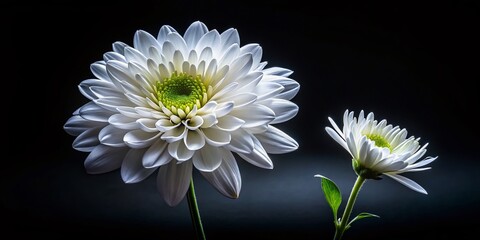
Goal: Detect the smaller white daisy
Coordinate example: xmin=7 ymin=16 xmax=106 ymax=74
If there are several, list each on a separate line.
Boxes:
xmin=325 ymin=109 xmax=437 ymax=194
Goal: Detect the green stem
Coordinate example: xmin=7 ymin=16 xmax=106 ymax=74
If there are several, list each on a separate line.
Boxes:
xmin=187 ymin=178 xmax=206 ymax=240
xmin=333 ymin=176 xmax=366 ymax=240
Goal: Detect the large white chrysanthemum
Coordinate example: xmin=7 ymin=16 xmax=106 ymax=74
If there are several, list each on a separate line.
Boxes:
xmin=64 ymin=21 xmax=299 ymax=206
xmin=326 ymin=110 xmax=437 ymax=194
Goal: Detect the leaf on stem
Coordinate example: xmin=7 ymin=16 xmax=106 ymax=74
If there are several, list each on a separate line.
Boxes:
xmin=347 ymin=212 xmax=380 ymax=228
xmin=315 ymin=174 xmax=342 ymax=221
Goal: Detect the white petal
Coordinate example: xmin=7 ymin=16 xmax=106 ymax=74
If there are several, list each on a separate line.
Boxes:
xmin=116 ymin=106 xmax=142 ymax=118
xmin=238 ymin=137 xmax=273 ymax=169
xmin=200 ymin=113 xmax=218 ymax=128
xmin=202 ymin=128 xmax=231 ymax=147
xmin=188 ymin=50 xmax=198 ymax=65
xmin=133 ymin=105 xmax=161 ymax=118
xmin=204 ymin=59 xmax=217 ymax=83
xmin=158 ymin=63 xmax=172 ymax=78
xmin=346 ymin=132 xmax=359 ymax=160
xmin=108 ymin=114 xmax=139 ymax=130
xmin=168 ymin=140 xmax=194 ymax=161
xmin=89 ymin=86 xmax=124 ymax=99
xmin=184 ymin=21 xmax=209 ymax=49
xmin=184 ymin=116 xmax=204 ymax=130
xmin=128 ymin=62 xmax=152 ymax=82
xmin=112 ymin=41 xmax=129 ymax=54
xmin=255 ymin=81 xmax=284 ymax=101
xmin=220 ymin=28 xmax=240 ymax=51
xmin=137 ymin=118 xmax=159 ymax=132
xmin=124 ymin=130 xmax=160 ymax=148
xmin=162 ymin=41 xmax=176 ymax=61
xmin=72 ymin=127 xmax=101 ymax=152
xmin=248 ymin=125 xmax=269 ymax=134
xmin=404 ymin=144 xmax=428 ymax=164
xmin=230 ymin=104 xmax=275 ymax=128
xmin=210 ymin=65 xmax=229 ymax=87
xmin=235 ymin=72 xmax=263 ymax=93
xmin=124 ymin=47 xmax=148 ymax=66
xmin=161 ymin=126 xmax=187 ymax=142
xmin=198 ymin=48 xmax=213 ymax=65
xmin=134 ymin=30 xmax=161 ymax=56
xmin=195 ymin=30 xmax=221 ymax=53
xmin=217 ymin=43 xmax=240 ymax=67
xmin=404 ymin=156 xmax=437 ymax=171
xmin=226 ymin=129 xmax=254 ymax=154
xmin=240 ymin=43 xmax=262 ymax=67
xmin=124 ymin=93 xmax=148 ymax=107
xmin=121 ymin=148 xmax=157 ymax=183
xmin=374 ymin=160 xmax=407 ymax=173
xmin=105 ymin=60 xmax=134 ymax=89
xmin=328 ymin=117 xmax=345 ymax=139
xmin=184 ymin=130 xmax=205 ymax=151
xmin=192 ymin=144 xmax=222 ymax=172
xmin=325 ymin=127 xmax=349 ymax=152
xmin=78 ymin=79 xmax=108 ymax=100
xmin=166 ymin=32 xmax=188 ymax=56
xmin=264 ymin=76 xmax=299 ymax=100
xmin=365 ymin=146 xmax=383 ymax=167
xmin=358 ymin=139 xmax=370 ymax=167
xmin=94 ymin=97 xmax=135 ymax=112
xmin=236 ymin=71 xmax=263 ymax=87
xmin=98 ymin=125 xmax=128 ymax=147
xmin=256 ymin=126 xmax=298 ymax=154
xmin=157 ymin=160 xmax=192 ymax=206
xmin=172 ymin=50 xmax=184 ymax=71
xmin=84 ymin=145 xmax=129 ymax=174
xmin=261 ymin=99 xmax=298 ymax=124
xmin=201 ymin=148 xmax=241 ymax=198
xmin=216 ymin=115 xmax=245 ymax=131
xmin=64 ymin=115 xmax=105 ymax=136
xmin=79 ymin=102 xmax=112 ymax=122
xmin=90 ymin=62 xmax=110 ymax=81
xmin=220 ymin=53 xmax=253 ymax=88
xmin=156 ymin=119 xmax=181 ymax=132
xmin=135 ymin=107 xmax=162 ymax=119
xmin=263 ymin=67 xmax=293 ymax=77
xmin=215 ymin=102 xmax=234 ymax=118
xmin=104 ymin=51 xmax=125 ymax=62
xmin=157 ymin=25 xmax=177 ymax=43
xmin=197 ymin=101 xmax=218 ymax=115
xmin=232 ymin=93 xmax=258 ymax=108
xmin=143 ymin=139 xmax=172 ymax=168
xmin=385 ymin=173 xmax=428 ymax=194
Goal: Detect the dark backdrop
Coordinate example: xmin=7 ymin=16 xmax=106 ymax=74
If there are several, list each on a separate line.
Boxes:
xmin=4 ymin=1 xmax=479 ymax=239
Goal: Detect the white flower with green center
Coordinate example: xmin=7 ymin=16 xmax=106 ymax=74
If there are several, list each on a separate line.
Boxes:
xmin=326 ymin=109 xmax=437 ymax=194
xmin=64 ymin=21 xmax=299 ymax=206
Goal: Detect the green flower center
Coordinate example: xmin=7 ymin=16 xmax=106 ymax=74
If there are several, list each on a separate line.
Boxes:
xmin=156 ymin=72 xmax=207 ymax=112
xmin=365 ymin=134 xmax=391 ymax=150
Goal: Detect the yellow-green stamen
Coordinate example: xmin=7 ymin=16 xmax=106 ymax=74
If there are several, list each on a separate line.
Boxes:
xmin=156 ymin=72 xmax=207 ymax=115
xmin=365 ymin=134 xmax=391 ymax=150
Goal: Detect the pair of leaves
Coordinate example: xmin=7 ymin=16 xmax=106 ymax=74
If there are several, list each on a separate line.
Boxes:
xmin=314 ymin=174 xmax=379 ymax=229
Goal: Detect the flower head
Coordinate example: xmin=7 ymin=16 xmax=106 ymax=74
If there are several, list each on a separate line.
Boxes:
xmin=64 ymin=21 xmax=299 ymax=206
xmin=325 ymin=110 xmax=437 ymax=194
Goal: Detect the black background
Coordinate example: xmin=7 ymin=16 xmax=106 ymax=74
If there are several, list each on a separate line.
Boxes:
xmin=4 ymin=1 xmax=479 ymax=239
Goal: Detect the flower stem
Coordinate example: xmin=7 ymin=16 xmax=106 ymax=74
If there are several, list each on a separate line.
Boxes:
xmin=333 ymin=176 xmax=366 ymax=240
xmin=187 ymin=178 xmax=206 ymax=240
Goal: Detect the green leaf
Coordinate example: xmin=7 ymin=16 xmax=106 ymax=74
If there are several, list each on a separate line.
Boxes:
xmin=348 ymin=212 xmax=380 ymax=227
xmin=315 ymin=174 xmax=342 ymax=220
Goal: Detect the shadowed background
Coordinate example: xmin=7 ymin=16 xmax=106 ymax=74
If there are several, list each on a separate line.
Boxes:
xmin=3 ymin=1 xmax=479 ymax=239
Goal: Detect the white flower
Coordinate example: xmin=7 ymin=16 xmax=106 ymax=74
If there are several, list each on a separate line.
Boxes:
xmin=64 ymin=21 xmax=299 ymax=206
xmin=325 ymin=110 xmax=437 ymax=194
